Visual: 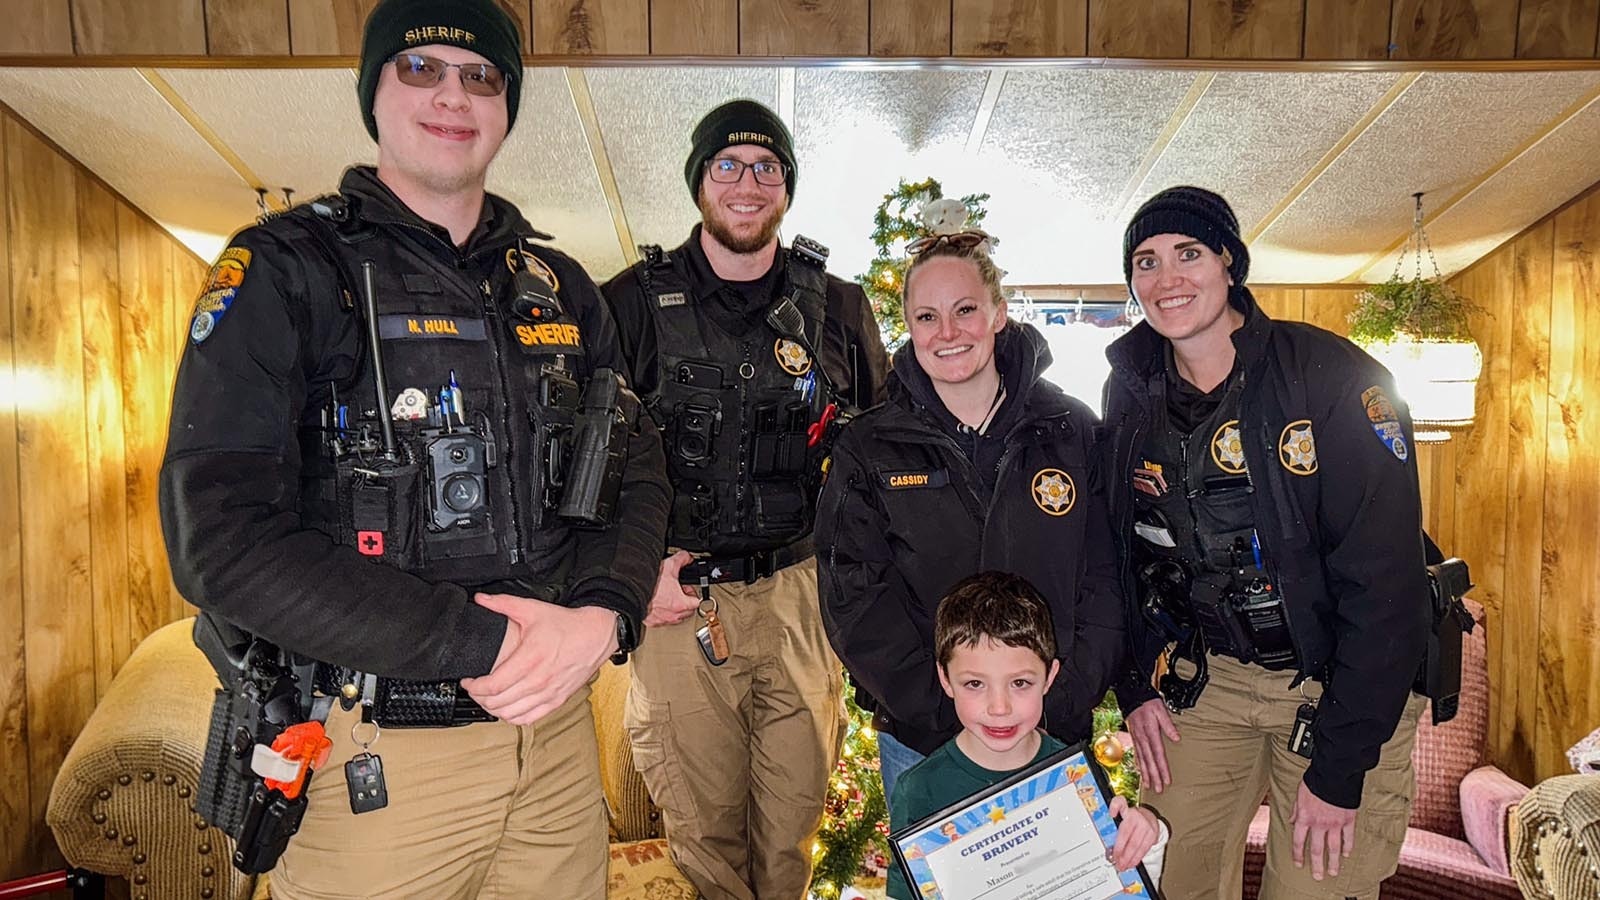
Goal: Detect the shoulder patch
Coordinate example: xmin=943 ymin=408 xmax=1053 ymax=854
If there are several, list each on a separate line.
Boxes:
xmin=1031 ymin=468 xmax=1077 ymax=516
xmin=1278 ymin=420 xmax=1317 ymax=475
xmin=190 ymin=246 xmax=252 ymax=343
xmin=1361 ymin=386 xmax=1409 ymax=461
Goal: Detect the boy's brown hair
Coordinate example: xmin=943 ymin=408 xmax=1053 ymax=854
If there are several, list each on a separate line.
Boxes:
xmin=934 ymin=571 xmax=1056 ymax=670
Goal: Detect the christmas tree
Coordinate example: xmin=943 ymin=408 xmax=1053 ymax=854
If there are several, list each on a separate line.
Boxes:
xmin=855 ymin=177 xmax=991 ymax=348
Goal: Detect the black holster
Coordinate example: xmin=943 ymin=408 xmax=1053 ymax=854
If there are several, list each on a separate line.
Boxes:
xmin=1414 ymin=557 xmax=1473 ymax=725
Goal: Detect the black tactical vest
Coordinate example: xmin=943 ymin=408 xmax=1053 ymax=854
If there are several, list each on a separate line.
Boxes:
xmin=636 ymin=242 xmax=832 ymax=555
xmin=290 ymin=196 xmax=588 ymax=586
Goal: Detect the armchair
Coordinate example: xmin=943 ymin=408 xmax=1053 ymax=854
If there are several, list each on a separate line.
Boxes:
xmin=1510 ymin=773 xmax=1600 ymax=899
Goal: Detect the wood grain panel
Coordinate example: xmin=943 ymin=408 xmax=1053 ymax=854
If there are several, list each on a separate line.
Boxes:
xmin=651 ymin=0 xmax=739 ymax=55
xmin=872 ymin=0 xmax=953 ymax=56
xmin=1088 ymin=0 xmax=1188 ymax=58
xmin=0 ymin=111 xmax=32 ymax=885
xmin=1189 ymin=0 xmax=1304 ymax=59
xmin=1253 ymin=286 xmax=1304 ymax=321
xmin=6 ymin=116 xmax=95 ymax=870
xmin=289 ymin=0 xmax=378 ymax=55
xmin=1516 ymin=0 xmax=1600 ymax=58
xmin=741 ymin=0 xmax=869 ymax=54
xmin=1494 ymin=222 xmax=1552 ymax=786
xmin=205 ymin=0 xmax=292 ymax=55
xmin=1391 ymin=0 xmax=1519 ymax=59
xmin=118 ymin=209 xmax=177 ymax=649
xmin=1301 ymin=287 xmax=1359 ymax=334
xmin=535 ymin=0 xmax=648 ymax=54
xmin=75 ymin=177 xmax=131 ymax=699
xmin=0 ymin=1 xmax=74 ymax=54
xmin=1539 ymin=192 xmax=1600 ymax=780
xmin=1304 ymin=0 xmax=1393 ymax=59
xmin=953 ymin=0 xmax=1088 ymax=56
xmin=72 ymin=0 xmax=208 ymax=54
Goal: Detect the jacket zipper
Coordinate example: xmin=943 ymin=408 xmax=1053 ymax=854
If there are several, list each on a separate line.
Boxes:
xmin=479 ymin=277 xmax=524 ymax=564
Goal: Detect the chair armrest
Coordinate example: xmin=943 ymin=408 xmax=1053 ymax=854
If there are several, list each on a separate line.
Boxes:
xmin=1459 ymin=764 xmax=1528 ymax=875
xmin=45 ymin=617 xmax=255 ymax=900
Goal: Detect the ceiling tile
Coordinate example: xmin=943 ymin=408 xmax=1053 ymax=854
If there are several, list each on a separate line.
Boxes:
xmin=1254 ymin=70 xmax=1600 ymax=283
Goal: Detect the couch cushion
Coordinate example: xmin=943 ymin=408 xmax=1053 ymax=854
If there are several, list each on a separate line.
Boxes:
xmin=607 ymin=838 xmax=697 ymax=899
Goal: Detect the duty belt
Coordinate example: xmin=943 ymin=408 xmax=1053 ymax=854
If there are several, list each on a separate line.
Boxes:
xmin=678 ymin=539 xmax=814 ymax=586
xmin=314 ymin=667 xmax=495 ymax=727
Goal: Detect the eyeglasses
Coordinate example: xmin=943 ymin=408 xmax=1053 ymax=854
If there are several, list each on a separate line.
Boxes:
xmin=390 ymin=53 xmax=508 ymax=97
xmin=705 ymin=157 xmax=788 ymax=187
xmin=906 ymin=230 xmax=990 ymax=255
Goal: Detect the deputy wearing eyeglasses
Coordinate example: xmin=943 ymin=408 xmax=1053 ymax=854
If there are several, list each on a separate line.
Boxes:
xmin=599 ymin=99 xmax=888 ymax=900
xmin=159 ymin=1 xmax=668 ymax=896
xmin=813 ymin=228 xmax=1125 ymax=806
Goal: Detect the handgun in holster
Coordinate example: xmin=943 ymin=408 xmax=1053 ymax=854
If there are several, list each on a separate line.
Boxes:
xmin=194 ymin=624 xmax=332 ymax=874
xmin=1414 ymin=557 xmax=1474 ymax=725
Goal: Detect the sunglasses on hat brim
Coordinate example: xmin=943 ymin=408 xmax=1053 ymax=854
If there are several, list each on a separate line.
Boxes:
xmin=390 ymin=53 xmax=508 ymax=96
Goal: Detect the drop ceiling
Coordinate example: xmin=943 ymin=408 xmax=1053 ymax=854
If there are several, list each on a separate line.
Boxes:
xmin=2 ymin=63 xmax=1597 ymax=287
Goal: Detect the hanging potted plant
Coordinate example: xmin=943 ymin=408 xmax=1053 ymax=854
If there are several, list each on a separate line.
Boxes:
xmin=1349 ymin=194 xmax=1486 ymax=443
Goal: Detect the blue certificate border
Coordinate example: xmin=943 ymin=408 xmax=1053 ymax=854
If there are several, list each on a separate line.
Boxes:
xmin=889 ymin=742 xmax=1160 ymax=899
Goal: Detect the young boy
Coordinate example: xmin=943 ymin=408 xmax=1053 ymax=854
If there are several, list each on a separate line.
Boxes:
xmin=887 ymin=571 xmax=1165 ymax=900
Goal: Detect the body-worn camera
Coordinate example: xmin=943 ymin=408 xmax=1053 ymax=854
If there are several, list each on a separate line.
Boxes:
xmin=672 ymin=399 xmax=722 ymax=466
xmin=426 ymin=433 xmax=488 ymax=530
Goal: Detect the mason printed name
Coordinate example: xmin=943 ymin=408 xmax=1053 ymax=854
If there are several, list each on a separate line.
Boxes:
xmin=405 ymin=26 xmax=476 ymax=44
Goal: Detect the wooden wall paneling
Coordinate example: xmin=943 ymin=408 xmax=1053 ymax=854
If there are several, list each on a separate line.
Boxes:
xmin=1490 ymin=222 xmax=1554 ymax=785
xmin=952 ymin=0 xmax=1088 ymax=57
xmin=1538 ymin=193 xmax=1600 ymax=780
xmin=0 ymin=1 xmax=74 ymax=55
xmin=118 ymin=209 xmax=178 ymax=648
xmin=0 ymin=112 xmax=33 ymax=884
xmin=871 ymin=0 xmax=953 ymax=56
xmin=5 ymin=117 xmax=95 ymax=871
xmin=289 ymin=0 xmax=379 ymax=55
xmin=1391 ymin=0 xmax=1520 ymax=59
xmin=651 ymin=0 xmax=739 ymax=55
xmin=1301 ymin=287 xmax=1359 ymax=334
xmin=1303 ymin=0 xmax=1394 ymax=59
xmin=1516 ymin=0 xmax=1600 ymax=58
xmin=1088 ymin=0 xmax=1188 ymax=58
xmin=75 ymin=176 xmax=132 ymax=700
xmin=1188 ymin=0 xmax=1304 ymax=59
xmin=534 ymin=0 xmax=648 ymax=54
xmin=71 ymin=0 xmax=208 ymax=55
xmin=1253 ymin=287 xmax=1305 ymax=322
xmin=167 ymin=242 xmax=203 ymax=622
xmin=741 ymin=0 xmax=870 ymax=55
xmin=1413 ymin=441 xmax=1454 ymax=542
xmin=205 ymin=0 xmax=292 ymax=55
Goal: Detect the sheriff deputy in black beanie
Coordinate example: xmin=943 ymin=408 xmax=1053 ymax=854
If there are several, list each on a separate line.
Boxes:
xmin=161 ymin=0 xmax=671 ymax=896
xmin=598 ymin=100 xmax=888 ymax=900
xmin=1102 ymin=184 xmax=1434 ymax=900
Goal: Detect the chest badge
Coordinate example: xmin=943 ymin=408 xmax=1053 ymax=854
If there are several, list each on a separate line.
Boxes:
xmin=1279 ymin=420 xmax=1318 ymax=475
xmin=774 ymin=338 xmax=812 ymax=376
xmin=507 ymin=247 xmax=560 ymax=293
xmin=1031 ymin=468 xmax=1076 ymax=516
xmin=1210 ymin=420 xmax=1247 ymax=474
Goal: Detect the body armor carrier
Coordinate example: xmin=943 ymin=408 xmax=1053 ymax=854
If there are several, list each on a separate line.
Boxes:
xmin=637 ymin=239 xmax=833 ymax=556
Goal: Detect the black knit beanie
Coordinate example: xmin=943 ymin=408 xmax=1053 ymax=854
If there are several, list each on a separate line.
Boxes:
xmin=1123 ymin=186 xmax=1251 ymax=290
xmin=684 ymin=100 xmax=797 ymax=203
xmin=356 ymin=0 xmax=523 ymax=143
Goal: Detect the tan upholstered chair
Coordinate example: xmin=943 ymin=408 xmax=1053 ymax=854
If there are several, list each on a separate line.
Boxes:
xmin=47 ymin=617 xmax=691 ymax=899
xmin=1511 ymin=773 xmax=1600 ymax=899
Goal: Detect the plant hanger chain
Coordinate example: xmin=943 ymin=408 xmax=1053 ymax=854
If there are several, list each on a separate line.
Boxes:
xmin=1391 ymin=191 xmax=1446 ymax=287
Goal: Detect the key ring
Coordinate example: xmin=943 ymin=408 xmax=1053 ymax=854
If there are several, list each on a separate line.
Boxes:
xmin=351 ymin=719 xmax=380 ymax=751
xmin=698 ymin=595 xmax=718 ymax=619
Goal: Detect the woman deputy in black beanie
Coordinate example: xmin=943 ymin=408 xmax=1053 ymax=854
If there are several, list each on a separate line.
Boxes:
xmin=813 ymin=227 xmax=1125 ymax=808
xmin=1103 ymin=186 xmax=1433 ymax=899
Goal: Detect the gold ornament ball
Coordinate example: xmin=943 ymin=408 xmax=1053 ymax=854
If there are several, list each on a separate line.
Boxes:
xmin=1093 ymin=733 xmax=1125 ymax=767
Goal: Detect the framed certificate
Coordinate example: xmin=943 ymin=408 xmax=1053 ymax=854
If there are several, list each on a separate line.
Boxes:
xmin=890 ymin=743 xmax=1160 ymax=900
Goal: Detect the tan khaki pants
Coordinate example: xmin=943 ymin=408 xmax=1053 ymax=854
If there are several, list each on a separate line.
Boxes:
xmin=271 ymin=683 xmax=607 ymax=899
xmin=626 ymin=557 xmax=845 ymax=900
xmin=1150 ymin=654 xmax=1425 ymax=900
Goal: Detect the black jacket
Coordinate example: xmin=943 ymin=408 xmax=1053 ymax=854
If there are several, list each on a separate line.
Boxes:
xmin=599 ymin=225 xmax=889 ymax=409
xmin=815 ymin=322 xmax=1126 ymax=755
xmin=159 ymin=167 xmax=669 ymax=681
xmin=1104 ymin=289 xmax=1430 ymax=808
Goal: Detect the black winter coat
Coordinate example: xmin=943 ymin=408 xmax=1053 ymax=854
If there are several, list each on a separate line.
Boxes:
xmin=1104 ymin=288 xmax=1430 ymax=808
xmin=815 ymin=322 xmax=1126 ymax=755
xmin=159 ymin=166 xmax=669 ymax=681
